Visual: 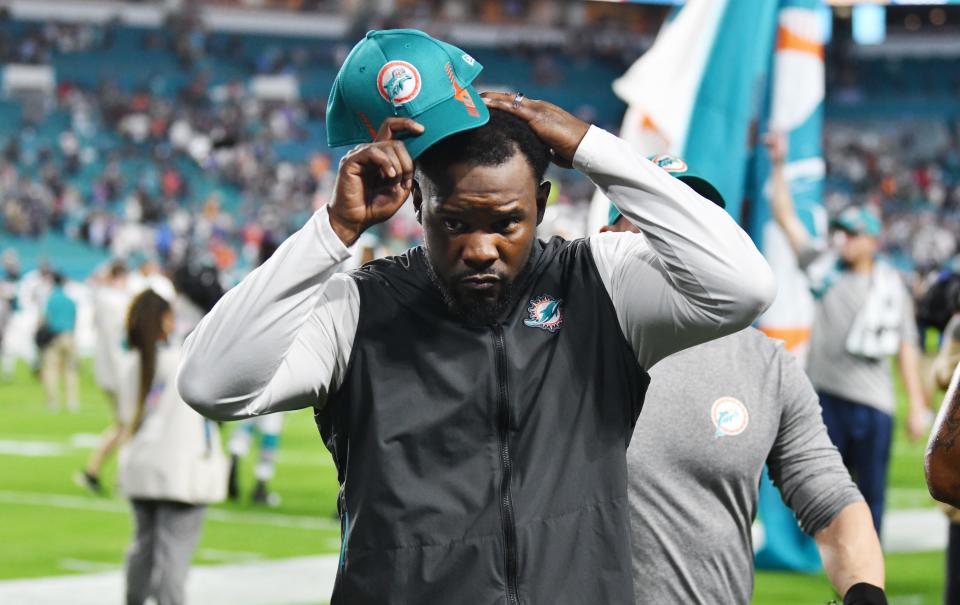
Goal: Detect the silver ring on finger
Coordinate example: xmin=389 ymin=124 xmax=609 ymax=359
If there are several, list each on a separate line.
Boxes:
xmin=512 ymin=92 xmax=525 ymax=110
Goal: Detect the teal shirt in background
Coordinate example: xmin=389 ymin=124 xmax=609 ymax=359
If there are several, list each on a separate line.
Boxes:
xmin=45 ymin=286 xmax=77 ymax=335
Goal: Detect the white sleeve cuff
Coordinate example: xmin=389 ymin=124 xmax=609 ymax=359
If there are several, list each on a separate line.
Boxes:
xmin=572 ymin=124 xmax=606 ymax=173
xmin=314 ymin=205 xmax=354 ymax=263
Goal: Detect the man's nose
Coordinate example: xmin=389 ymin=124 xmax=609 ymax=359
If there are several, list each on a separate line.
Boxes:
xmin=461 ymin=234 xmax=499 ymax=271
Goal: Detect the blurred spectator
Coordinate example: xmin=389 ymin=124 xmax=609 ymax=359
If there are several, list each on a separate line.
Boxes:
xmin=41 ymin=272 xmax=79 ymax=412
xmin=129 ymin=256 xmax=177 ymax=302
xmin=0 ymin=249 xmax=19 ymax=380
xmin=767 ymin=131 xmax=931 ymax=535
xmin=118 ymin=289 xmax=227 ymax=605
xmin=76 ymin=259 xmax=132 ymax=495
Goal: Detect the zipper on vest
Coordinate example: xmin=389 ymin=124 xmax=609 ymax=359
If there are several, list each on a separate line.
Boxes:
xmin=337 ymin=489 xmax=348 ymax=571
xmin=493 ymin=325 xmax=520 ymax=605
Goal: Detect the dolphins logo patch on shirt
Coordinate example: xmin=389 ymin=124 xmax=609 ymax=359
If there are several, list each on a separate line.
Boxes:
xmin=523 ymin=295 xmax=563 ymax=333
xmin=711 ymin=396 xmax=749 ymax=437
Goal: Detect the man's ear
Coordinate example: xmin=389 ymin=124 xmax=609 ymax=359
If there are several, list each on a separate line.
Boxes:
xmin=535 ymin=180 xmax=551 ymax=225
xmin=412 ymin=178 xmax=423 ymax=224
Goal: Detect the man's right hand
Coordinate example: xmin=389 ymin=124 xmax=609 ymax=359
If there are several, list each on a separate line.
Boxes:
xmin=328 ymin=118 xmax=424 ymax=246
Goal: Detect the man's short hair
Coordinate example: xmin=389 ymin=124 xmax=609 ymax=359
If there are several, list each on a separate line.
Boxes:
xmin=416 ymin=108 xmax=551 ymax=189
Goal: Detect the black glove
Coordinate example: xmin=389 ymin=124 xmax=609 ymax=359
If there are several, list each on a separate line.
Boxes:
xmin=843 ymin=582 xmax=887 ymax=605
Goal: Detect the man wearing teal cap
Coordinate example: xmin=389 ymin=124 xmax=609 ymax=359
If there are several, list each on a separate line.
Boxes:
xmin=181 ymin=29 xmax=777 ymax=604
xmin=766 ymin=132 xmax=930 ymax=537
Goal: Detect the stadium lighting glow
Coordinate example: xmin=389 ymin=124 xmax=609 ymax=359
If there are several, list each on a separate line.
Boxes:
xmin=828 ymin=1 xmax=957 ymax=5
xmin=588 ymin=1 xmax=685 ymax=4
xmin=853 ymin=5 xmax=886 ymax=44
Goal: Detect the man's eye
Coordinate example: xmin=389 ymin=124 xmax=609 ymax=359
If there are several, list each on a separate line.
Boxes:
xmin=443 ymin=218 xmax=465 ymax=232
xmin=496 ymin=219 xmax=520 ymax=233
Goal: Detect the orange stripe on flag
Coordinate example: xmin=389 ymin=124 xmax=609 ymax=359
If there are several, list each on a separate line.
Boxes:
xmin=758 ymin=326 xmax=812 ymax=352
xmin=776 ymin=26 xmax=823 ymax=60
xmin=637 ymin=112 xmax=671 ymax=147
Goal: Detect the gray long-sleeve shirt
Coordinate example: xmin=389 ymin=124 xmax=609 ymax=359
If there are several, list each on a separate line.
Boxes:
xmin=627 ymin=328 xmax=862 ymax=605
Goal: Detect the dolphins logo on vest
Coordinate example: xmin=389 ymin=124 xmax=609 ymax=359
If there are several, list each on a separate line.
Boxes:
xmin=711 ymin=396 xmax=749 ymax=438
xmin=524 ymin=295 xmax=563 ymax=333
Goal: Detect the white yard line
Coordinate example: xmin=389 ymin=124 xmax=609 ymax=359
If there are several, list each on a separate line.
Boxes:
xmin=883 ymin=507 xmax=948 ymax=553
xmin=0 ymin=555 xmax=339 ymax=605
xmin=0 ymin=439 xmax=70 ymax=457
xmin=196 ymin=548 xmax=264 ymax=563
xmin=0 ymin=434 xmax=335 ymax=467
xmin=58 ymin=559 xmax=121 ymax=573
xmin=0 ymin=434 xmax=104 ymax=457
xmin=0 ymin=490 xmax=339 ymax=531
xmin=1 ymin=489 xmax=947 ymax=548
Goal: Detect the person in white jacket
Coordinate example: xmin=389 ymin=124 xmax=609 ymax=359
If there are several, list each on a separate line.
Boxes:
xmin=118 ymin=289 xmax=227 ymax=605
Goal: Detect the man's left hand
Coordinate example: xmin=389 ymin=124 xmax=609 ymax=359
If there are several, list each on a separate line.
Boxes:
xmin=480 ymin=92 xmax=590 ymax=168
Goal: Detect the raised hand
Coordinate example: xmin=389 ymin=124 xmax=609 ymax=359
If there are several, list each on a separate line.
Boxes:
xmin=763 ymin=131 xmax=788 ymax=166
xmin=480 ymin=92 xmax=589 ymax=168
xmin=327 ymin=118 xmax=424 ymax=246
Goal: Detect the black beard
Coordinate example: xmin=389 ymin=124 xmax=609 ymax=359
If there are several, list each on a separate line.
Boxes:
xmin=424 ymin=259 xmax=515 ymax=326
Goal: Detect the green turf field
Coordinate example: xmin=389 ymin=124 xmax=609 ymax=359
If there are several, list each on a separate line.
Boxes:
xmin=0 ymin=359 xmax=947 ymax=603
xmin=0 ymin=361 xmax=342 ymax=581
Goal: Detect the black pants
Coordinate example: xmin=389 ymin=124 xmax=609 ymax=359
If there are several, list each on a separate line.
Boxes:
xmin=947 ymin=522 xmax=960 ymax=605
xmin=818 ymin=391 xmax=892 ymax=534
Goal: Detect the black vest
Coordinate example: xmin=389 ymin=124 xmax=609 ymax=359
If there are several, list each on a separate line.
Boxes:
xmin=318 ymin=237 xmax=649 ymax=605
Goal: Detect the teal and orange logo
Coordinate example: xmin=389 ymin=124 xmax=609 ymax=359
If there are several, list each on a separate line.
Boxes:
xmin=378 ymin=60 xmax=421 ymax=106
xmin=650 ymin=154 xmax=688 ymax=174
xmin=523 ymin=295 xmax=563 ymax=333
xmin=711 ymin=397 xmax=749 ymax=438
xmin=445 ymin=63 xmax=480 ymax=117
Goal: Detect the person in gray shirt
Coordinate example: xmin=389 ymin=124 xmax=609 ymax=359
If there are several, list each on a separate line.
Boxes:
xmin=605 ymin=167 xmax=885 ymax=605
xmin=766 ymin=132 xmax=931 ymax=533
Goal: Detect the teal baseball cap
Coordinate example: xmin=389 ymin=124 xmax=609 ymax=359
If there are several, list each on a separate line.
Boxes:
xmin=326 ymin=29 xmax=490 ymax=159
xmin=608 ymin=154 xmax=725 ymax=225
xmin=830 ymin=205 xmax=882 ymax=238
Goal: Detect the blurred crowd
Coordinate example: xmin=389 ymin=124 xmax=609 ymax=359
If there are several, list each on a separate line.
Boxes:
xmin=823 ymin=118 xmax=960 ymax=277
xmin=0 ymin=11 xmax=621 ymax=279
xmin=0 ymin=9 xmax=958 ymax=301
xmin=0 ymin=15 xmax=342 ymax=276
